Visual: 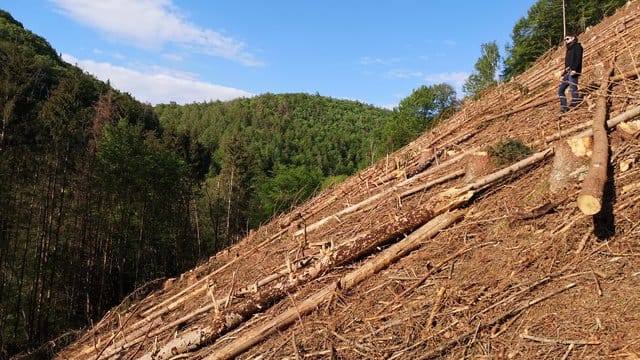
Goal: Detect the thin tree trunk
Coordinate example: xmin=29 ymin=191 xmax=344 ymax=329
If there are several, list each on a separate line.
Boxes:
xmin=226 ymin=167 xmax=234 ymax=240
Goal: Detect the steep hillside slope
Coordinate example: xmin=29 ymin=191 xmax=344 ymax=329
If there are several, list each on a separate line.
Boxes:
xmin=57 ymin=2 xmax=640 ymax=359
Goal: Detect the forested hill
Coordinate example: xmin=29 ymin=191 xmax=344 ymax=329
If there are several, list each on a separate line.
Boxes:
xmin=1 ymin=8 xmax=209 ymax=357
xmin=156 ymin=94 xmax=398 ymax=178
xmin=153 ymin=94 xmax=406 ymax=240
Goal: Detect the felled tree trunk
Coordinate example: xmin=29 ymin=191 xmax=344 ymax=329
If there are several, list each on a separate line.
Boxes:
xmin=549 ymin=137 xmax=592 ymax=193
xmin=205 ymin=210 xmax=465 ymax=360
xmin=577 ymin=64 xmax=614 ymax=215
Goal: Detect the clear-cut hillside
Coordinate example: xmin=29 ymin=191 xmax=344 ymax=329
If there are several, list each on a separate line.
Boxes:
xmin=57 ymin=2 xmax=640 ymax=359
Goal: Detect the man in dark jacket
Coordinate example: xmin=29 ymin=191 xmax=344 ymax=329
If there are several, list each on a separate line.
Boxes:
xmin=557 ymin=34 xmax=583 ymax=113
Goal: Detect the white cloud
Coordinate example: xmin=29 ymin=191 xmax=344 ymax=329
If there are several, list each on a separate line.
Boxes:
xmin=443 ymin=39 xmax=457 ymax=47
xmin=386 ymin=70 xmax=425 ymax=79
xmin=360 ymin=56 xmax=401 ymax=66
xmin=50 ymin=0 xmax=262 ymax=66
xmin=162 ymin=53 xmax=184 ymax=62
xmin=425 ymin=71 xmax=469 ymax=96
xmin=62 ymin=54 xmax=253 ymax=105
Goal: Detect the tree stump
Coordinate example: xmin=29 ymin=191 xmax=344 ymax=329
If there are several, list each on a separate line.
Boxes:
xmin=463 ymin=151 xmax=495 ymax=183
xmin=618 ymin=119 xmax=640 ymax=136
xmin=549 ymin=137 xmax=592 ymax=193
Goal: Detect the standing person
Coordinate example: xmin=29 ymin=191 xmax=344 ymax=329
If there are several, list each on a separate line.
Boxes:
xmin=558 ymin=34 xmax=583 ymax=114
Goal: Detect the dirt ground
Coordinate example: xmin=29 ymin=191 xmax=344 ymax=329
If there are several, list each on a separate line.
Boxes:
xmin=56 ymin=2 xmax=640 ymax=359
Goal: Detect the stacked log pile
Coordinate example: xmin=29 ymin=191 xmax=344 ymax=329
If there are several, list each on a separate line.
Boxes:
xmin=56 ymin=2 xmax=640 ymax=359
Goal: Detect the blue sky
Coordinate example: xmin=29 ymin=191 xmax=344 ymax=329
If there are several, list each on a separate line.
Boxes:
xmin=3 ymin=0 xmax=536 ymax=108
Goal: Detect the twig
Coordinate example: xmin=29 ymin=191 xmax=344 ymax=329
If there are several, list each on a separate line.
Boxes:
xmin=561 ymin=343 xmax=576 ymax=360
xmin=224 ymin=270 xmax=237 ymax=308
xmin=520 ymin=333 xmax=600 ymax=345
xmin=419 ymin=283 xmax=577 ymax=359
xmin=590 ymin=268 xmax=603 ymax=296
xmin=575 ymin=231 xmax=591 ymax=254
xmin=287 ymin=292 xmax=306 ymax=333
xmin=291 ymin=333 xmax=301 ymax=360
xmin=426 ymin=287 xmax=446 ymax=327
xmin=373 ymin=246 xmax=474 ymax=317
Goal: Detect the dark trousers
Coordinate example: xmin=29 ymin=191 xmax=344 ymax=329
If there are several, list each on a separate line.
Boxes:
xmin=558 ymin=74 xmax=580 ymax=112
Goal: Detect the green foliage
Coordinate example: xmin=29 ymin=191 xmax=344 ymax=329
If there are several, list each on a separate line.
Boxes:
xmin=96 ymin=119 xmax=186 ymax=197
xmin=397 ymin=83 xmax=459 ymax=128
xmin=487 ymin=139 xmax=532 ymax=166
xmin=257 ymin=164 xmax=323 ymax=220
xmin=0 ymin=12 xmax=205 ymax=357
xmin=463 ymin=41 xmax=500 ymax=98
xmin=0 ymin=9 xmax=62 ymax=64
xmin=502 ymin=0 xmax=627 ymax=79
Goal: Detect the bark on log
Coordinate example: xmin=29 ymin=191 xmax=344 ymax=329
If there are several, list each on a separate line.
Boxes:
xmin=293 ymin=148 xmax=478 ymax=238
xmin=400 ymin=169 xmax=465 ymax=199
xmin=204 ymin=210 xmax=465 ymax=360
xmin=577 ymin=64 xmax=614 ymax=215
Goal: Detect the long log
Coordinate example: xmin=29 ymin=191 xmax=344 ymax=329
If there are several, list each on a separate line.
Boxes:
xmin=139 ymin=198 xmax=451 ymax=359
xmin=577 ymin=64 xmax=614 ymax=215
xmin=533 ymin=104 xmax=640 ymax=147
xmin=204 ymin=210 xmax=465 ymax=360
xmin=293 ymin=148 xmax=477 ymax=238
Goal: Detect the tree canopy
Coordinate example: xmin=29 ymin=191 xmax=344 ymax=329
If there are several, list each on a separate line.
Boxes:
xmin=1 ymin=13 xmax=203 ymax=357
xmin=154 ymin=88 xmax=458 ymax=248
xmin=463 ymin=41 xmax=500 ymax=98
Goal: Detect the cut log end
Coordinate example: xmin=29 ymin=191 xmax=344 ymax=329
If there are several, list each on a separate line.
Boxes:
xmin=577 ymin=194 xmax=602 ymax=215
xmin=549 ymin=137 xmax=591 ymax=193
xmin=463 ymin=151 xmax=494 ymax=183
